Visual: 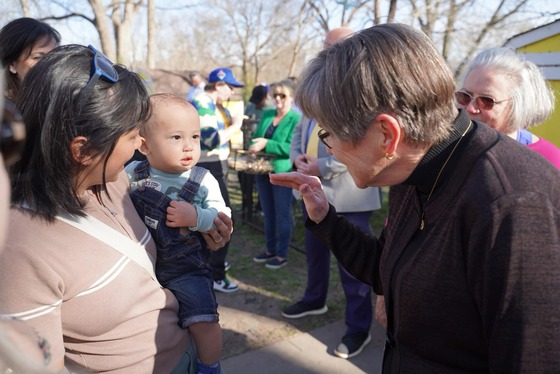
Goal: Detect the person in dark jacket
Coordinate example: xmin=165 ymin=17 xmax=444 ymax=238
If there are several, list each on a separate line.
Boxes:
xmin=270 ymin=23 xmax=560 ymax=373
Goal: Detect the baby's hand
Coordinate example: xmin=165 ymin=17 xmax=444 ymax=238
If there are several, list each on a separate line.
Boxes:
xmin=166 ymin=200 xmax=197 ymax=228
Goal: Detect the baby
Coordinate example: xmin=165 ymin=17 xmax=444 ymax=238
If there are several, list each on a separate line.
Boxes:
xmin=125 ymin=93 xmax=230 ymax=374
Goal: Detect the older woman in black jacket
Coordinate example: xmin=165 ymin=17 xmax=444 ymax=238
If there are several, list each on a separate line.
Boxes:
xmin=271 ymin=23 xmax=560 ymax=373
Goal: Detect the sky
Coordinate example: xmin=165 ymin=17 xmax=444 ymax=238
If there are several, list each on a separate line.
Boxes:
xmin=2 ymin=0 xmax=559 ymax=68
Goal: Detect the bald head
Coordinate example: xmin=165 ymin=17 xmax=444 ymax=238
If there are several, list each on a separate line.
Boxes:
xmin=323 ymin=27 xmax=354 ymax=49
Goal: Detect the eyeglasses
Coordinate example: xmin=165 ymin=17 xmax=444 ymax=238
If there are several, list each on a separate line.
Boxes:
xmin=82 ymin=45 xmax=119 ymax=92
xmin=318 ymin=128 xmax=332 ymax=149
xmin=454 ymin=90 xmax=510 ymax=111
xmin=272 ymin=93 xmax=286 ymax=100
xmin=0 ymin=99 xmax=26 ymax=167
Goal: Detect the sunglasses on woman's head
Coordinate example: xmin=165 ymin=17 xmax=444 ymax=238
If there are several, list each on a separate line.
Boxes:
xmin=454 ymin=91 xmax=510 ymax=111
xmin=82 ymin=45 xmax=119 ymax=93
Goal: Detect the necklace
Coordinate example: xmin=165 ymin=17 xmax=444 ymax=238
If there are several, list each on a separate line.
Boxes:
xmin=419 ymin=121 xmax=472 ymax=231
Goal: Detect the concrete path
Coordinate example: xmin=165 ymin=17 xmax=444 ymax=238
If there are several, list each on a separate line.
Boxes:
xmin=222 ymin=319 xmax=385 ymax=374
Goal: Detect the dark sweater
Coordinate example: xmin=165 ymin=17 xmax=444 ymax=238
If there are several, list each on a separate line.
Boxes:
xmin=308 ymin=111 xmax=560 ymax=373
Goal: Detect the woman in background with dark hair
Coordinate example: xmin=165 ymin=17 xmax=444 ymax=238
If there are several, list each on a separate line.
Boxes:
xmin=0 ymin=17 xmax=60 ymax=102
xmin=0 ymin=44 xmax=232 ymax=373
xmin=245 ymin=83 xmax=270 ymax=122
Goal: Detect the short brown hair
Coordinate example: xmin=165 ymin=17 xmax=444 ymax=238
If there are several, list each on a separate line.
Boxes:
xmin=296 ymin=23 xmax=456 ymax=146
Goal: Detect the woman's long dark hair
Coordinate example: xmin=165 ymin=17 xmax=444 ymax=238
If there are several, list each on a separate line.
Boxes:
xmin=12 ymin=44 xmax=150 ymax=221
xmin=0 ymin=17 xmax=61 ymax=101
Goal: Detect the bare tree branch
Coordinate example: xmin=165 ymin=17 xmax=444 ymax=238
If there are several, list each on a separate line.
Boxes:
xmin=20 ymin=0 xmax=31 ymax=17
xmin=454 ymin=0 xmax=530 ymax=77
xmin=306 ymin=0 xmax=330 ymax=31
xmin=39 ymin=13 xmax=95 ymax=24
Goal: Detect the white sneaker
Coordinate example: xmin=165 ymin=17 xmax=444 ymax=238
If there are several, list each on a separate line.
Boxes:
xmin=213 ymin=276 xmax=239 ymax=293
xmin=334 ymin=332 xmax=371 ymax=359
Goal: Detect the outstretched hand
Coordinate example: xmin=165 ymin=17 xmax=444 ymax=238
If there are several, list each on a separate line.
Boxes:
xmin=269 ymin=172 xmax=329 ymax=223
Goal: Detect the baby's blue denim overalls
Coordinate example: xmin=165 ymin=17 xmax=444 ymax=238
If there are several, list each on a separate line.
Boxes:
xmin=130 ymin=160 xmax=219 ymax=328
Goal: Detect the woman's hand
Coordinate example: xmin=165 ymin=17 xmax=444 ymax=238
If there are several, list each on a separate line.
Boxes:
xmin=202 ymin=211 xmax=233 ymax=250
xmin=248 ymin=138 xmax=267 ymax=154
xmin=269 ymin=172 xmax=329 ymax=223
xmin=375 ymin=295 xmax=387 ymax=329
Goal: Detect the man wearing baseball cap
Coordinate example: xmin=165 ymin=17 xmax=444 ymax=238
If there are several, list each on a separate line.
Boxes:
xmin=190 ymin=67 xmax=244 ymax=293
xmin=207 ymin=67 xmax=244 ymax=88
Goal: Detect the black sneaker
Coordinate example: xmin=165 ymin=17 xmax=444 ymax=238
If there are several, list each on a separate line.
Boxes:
xmin=334 ymin=331 xmax=371 ymax=359
xmin=265 ymin=257 xmax=287 ymax=269
xmin=282 ymin=301 xmax=328 ymax=319
xmin=253 ymin=251 xmax=275 ymax=263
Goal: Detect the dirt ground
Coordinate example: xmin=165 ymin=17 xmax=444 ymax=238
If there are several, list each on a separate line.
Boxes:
xmin=214 ymin=224 xmax=348 ymax=359
xmin=216 ymin=280 xmax=303 ymax=359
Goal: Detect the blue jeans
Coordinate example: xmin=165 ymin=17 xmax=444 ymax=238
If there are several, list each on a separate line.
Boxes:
xmin=255 ymin=174 xmax=293 ymax=258
xmin=130 ymin=186 xmax=218 ymax=328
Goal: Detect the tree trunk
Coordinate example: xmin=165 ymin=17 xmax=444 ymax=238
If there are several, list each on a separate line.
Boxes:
xmin=19 ymin=0 xmax=30 ymax=17
xmin=147 ymin=0 xmax=156 ymax=69
xmin=89 ymin=0 xmax=116 ymax=61
xmin=110 ymin=0 xmax=141 ymax=66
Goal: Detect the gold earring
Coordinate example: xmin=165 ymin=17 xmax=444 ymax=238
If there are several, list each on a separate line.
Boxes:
xmin=385 ymin=152 xmax=394 ymax=160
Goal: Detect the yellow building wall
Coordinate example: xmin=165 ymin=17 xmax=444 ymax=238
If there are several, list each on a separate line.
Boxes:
xmin=222 ymin=100 xmax=245 ymax=150
xmin=516 ymin=34 xmax=558 ymax=53
xmin=514 ymin=33 xmax=560 ymax=147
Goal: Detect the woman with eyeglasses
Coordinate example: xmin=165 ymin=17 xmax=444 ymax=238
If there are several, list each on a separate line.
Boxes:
xmin=270 ymin=24 xmax=560 ymax=373
xmin=0 ymin=44 xmax=232 ymax=373
xmin=457 ymin=47 xmax=560 ymax=168
xmin=0 ymin=17 xmax=60 ymax=102
xmin=249 ymin=80 xmax=301 ymax=269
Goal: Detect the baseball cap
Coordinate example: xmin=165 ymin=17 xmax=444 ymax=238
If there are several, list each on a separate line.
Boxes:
xmin=249 ymin=84 xmax=269 ymax=104
xmin=208 ymin=67 xmax=244 ymax=87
